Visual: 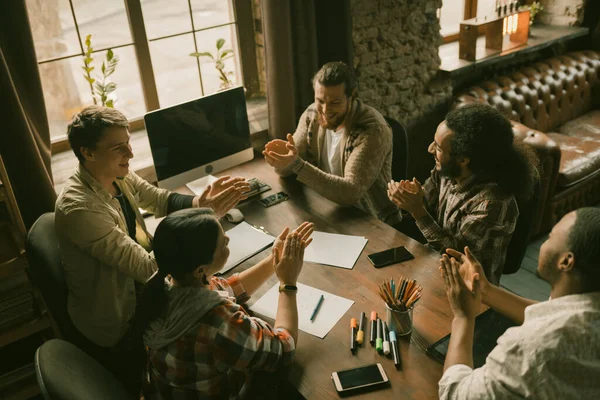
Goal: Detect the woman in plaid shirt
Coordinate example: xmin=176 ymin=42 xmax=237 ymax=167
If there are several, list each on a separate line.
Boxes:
xmin=132 ymin=208 xmax=313 ymax=399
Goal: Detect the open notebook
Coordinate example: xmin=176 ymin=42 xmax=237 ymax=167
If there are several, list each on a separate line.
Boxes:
xmin=219 ymin=222 xmax=275 ymax=274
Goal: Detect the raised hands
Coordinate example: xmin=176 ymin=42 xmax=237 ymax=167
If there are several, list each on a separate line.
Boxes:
xmin=439 ymin=253 xmax=482 ymax=320
xmin=445 ymin=246 xmax=489 ymax=296
xmin=387 ymin=178 xmax=425 ymax=216
xmin=272 ymin=221 xmax=314 ymax=286
xmin=194 ymin=176 xmax=250 ymax=218
xmin=263 ymin=133 xmax=299 ymax=170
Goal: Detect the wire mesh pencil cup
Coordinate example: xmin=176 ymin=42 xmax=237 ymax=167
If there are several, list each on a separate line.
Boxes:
xmin=386 ymin=302 xmax=414 ymax=336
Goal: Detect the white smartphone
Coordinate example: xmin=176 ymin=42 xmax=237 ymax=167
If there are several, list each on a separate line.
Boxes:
xmin=331 ymin=363 xmax=389 ymax=393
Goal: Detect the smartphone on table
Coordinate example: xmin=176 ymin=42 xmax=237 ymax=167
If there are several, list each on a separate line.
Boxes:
xmin=331 ymin=363 xmax=389 ymax=394
xmin=258 ymin=191 xmax=289 ymax=207
xmin=367 ymin=246 xmax=415 ymax=268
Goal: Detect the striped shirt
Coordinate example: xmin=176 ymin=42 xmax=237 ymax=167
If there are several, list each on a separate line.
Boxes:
xmin=145 ymin=275 xmax=295 ymax=399
xmin=416 ymin=170 xmax=518 ymax=284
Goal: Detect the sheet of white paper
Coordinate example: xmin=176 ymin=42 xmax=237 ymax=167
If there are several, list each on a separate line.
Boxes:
xmin=251 ymin=282 xmax=354 ymax=339
xmin=186 ymin=174 xmax=218 ymax=195
xmin=220 ymin=222 xmax=274 ymax=274
xmin=303 ymin=231 xmax=368 ymax=269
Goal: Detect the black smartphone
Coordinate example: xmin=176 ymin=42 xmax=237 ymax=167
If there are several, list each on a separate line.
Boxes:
xmin=258 ymin=191 xmax=289 ymax=207
xmin=367 ymin=246 xmax=414 ymax=268
xmin=331 ymin=363 xmax=389 ymax=394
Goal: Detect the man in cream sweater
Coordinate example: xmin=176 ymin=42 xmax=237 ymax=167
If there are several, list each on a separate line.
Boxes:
xmin=263 ymin=61 xmax=401 ymax=224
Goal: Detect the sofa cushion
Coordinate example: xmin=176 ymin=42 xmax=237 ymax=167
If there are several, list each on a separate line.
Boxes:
xmin=547 ymin=132 xmax=600 ymax=188
xmin=558 ymin=110 xmax=600 ymax=140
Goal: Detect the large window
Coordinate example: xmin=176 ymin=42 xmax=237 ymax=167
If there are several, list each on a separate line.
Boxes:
xmin=26 ymin=0 xmax=261 ymax=147
xmin=438 ymin=0 xmax=498 ymax=42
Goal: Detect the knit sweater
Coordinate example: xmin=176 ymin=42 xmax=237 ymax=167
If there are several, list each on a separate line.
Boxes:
xmin=277 ymin=98 xmax=401 ymax=224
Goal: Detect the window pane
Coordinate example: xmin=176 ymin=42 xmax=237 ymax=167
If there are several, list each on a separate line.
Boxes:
xmin=38 ymin=45 xmax=145 ymax=140
xmin=150 ymin=34 xmax=202 ymax=108
xmin=191 ymin=0 xmax=235 ymax=30
xmin=477 ymin=0 xmax=498 ymax=20
xmin=195 ymin=25 xmax=241 ymax=96
xmin=26 ymin=0 xmax=82 ymax=61
xmin=439 ymin=0 xmax=465 ymax=37
xmin=71 ymin=0 xmax=132 ymax=50
xmin=140 ymin=0 xmax=192 ymax=40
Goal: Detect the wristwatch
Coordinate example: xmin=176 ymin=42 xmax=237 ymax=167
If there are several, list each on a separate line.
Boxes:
xmin=278 ymin=284 xmax=298 ymax=294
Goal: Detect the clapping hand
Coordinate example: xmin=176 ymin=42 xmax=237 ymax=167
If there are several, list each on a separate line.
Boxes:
xmin=387 ymin=178 xmax=425 ymax=216
xmin=439 ymin=254 xmax=481 ymax=320
xmin=263 ymin=133 xmax=299 ymax=170
xmin=273 ymin=230 xmax=311 ymax=286
xmin=194 ymin=176 xmax=250 ymax=218
xmin=273 ymin=221 xmax=314 ymax=256
xmin=445 ymin=246 xmax=490 ymax=296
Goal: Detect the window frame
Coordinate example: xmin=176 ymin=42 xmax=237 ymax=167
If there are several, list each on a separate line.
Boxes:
xmin=39 ymin=0 xmax=260 ymax=153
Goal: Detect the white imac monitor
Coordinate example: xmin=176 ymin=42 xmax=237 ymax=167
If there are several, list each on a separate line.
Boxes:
xmin=144 ymin=86 xmax=254 ymax=190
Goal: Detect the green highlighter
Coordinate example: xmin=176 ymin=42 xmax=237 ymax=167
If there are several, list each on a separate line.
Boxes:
xmin=376 ymin=318 xmax=383 ymax=353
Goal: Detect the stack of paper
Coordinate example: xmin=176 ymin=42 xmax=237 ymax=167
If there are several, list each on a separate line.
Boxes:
xmin=304 ymin=231 xmax=368 ymax=269
xmin=220 ymin=222 xmax=275 ymax=274
xmin=251 ymin=282 xmax=354 ymax=338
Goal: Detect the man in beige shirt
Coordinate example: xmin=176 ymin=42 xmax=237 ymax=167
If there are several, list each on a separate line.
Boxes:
xmin=438 ymin=207 xmax=600 ymax=399
xmin=262 ymin=62 xmax=401 ymax=224
xmin=55 ymin=106 xmax=248 ymax=394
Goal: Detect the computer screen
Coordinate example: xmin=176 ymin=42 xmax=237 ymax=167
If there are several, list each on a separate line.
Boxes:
xmin=144 ymin=86 xmax=253 ymax=190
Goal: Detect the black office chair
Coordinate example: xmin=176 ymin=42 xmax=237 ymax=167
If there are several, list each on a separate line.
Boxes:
xmin=35 ymin=339 xmax=133 ymax=400
xmin=503 ymin=168 xmax=542 ymax=275
xmin=26 ymin=212 xmax=78 ymax=340
xmin=385 ymin=117 xmax=409 ymax=181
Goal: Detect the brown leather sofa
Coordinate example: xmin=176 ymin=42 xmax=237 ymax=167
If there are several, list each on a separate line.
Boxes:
xmin=455 ymin=50 xmax=600 ymax=236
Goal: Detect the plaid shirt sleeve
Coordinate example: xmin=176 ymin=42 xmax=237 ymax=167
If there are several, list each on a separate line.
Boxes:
xmin=210 ymin=273 xmax=250 ymax=304
xmin=416 ymin=197 xmax=518 ymax=284
xmin=422 ymin=171 xmax=440 ymax=216
xmin=209 ymin=304 xmax=296 ymax=373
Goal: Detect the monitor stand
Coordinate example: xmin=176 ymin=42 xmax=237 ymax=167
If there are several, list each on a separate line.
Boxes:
xmin=186 ymin=175 xmax=218 ymax=195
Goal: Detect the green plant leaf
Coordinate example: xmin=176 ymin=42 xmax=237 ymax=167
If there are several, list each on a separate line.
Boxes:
xmin=216 ymin=60 xmax=225 ymax=70
xmin=190 ymin=52 xmax=214 ymax=59
xmin=101 ymin=62 xmax=106 ymax=75
xmin=107 ymin=49 xmax=114 ymax=61
xmin=105 ymin=82 xmax=117 ymax=93
xmin=220 ymin=49 xmax=233 ymax=58
xmin=105 ymin=99 xmax=114 ymax=108
xmin=216 ymin=38 xmax=225 ymax=50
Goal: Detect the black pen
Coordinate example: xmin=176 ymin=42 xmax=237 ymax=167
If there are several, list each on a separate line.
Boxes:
xmin=357 ymin=312 xmax=365 ymax=346
xmin=376 ymin=318 xmax=383 ymax=353
xmin=370 ymin=311 xmax=377 ymax=345
xmin=350 ymin=318 xmax=357 ymax=354
xmin=390 ymin=330 xmax=401 ymax=367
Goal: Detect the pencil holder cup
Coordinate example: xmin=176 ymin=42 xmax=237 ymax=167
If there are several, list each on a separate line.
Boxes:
xmin=386 ymin=303 xmax=413 ymax=336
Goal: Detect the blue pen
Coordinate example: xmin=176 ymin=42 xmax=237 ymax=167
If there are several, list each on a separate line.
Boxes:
xmin=391 ymin=279 xmax=395 ymax=297
xmin=310 ymin=294 xmax=325 ymax=322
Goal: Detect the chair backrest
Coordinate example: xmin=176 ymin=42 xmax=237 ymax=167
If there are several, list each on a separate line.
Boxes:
xmin=35 ymin=339 xmax=133 ymax=400
xmin=503 ymin=168 xmax=542 ymax=275
xmin=26 ymin=212 xmax=77 ymax=339
xmin=385 ymin=117 xmax=409 ymax=182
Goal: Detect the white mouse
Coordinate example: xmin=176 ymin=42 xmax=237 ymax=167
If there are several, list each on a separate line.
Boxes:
xmin=225 ymin=208 xmax=244 ymax=223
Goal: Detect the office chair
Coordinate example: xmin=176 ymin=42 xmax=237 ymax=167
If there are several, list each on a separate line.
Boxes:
xmin=26 ymin=212 xmax=78 ymax=340
xmin=35 ymin=339 xmax=133 ymax=400
xmin=503 ymin=168 xmax=542 ymax=275
xmin=385 ymin=117 xmax=409 ymax=181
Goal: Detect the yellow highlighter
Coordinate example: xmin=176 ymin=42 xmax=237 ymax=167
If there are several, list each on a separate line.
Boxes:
xmin=356 ymin=312 xmax=365 ymax=346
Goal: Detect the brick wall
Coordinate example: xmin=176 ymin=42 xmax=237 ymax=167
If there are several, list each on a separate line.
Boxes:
xmin=351 ymin=0 xmax=452 ymax=125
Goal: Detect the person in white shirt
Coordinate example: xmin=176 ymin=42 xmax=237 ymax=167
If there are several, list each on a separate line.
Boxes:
xmin=438 ymin=207 xmax=600 ymax=399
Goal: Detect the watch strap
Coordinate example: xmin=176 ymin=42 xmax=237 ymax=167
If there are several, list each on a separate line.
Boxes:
xmin=278 ymin=284 xmax=298 ymax=293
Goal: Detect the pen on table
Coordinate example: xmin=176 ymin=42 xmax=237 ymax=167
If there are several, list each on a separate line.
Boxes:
xmin=350 ymin=318 xmax=357 ymax=354
xmin=369 ymin=311 xmax=377 ymax=345
xmin=309 ymin=294 xmax=324 ymax=322
xmin=376 ymin=318 xmax=383 ymax=353
xmin=390 ymin=330 xmax=401 ymax=367
xmin=382 ymin=321 xmax=391 ymax=356
xmin=356 ymin=312 xmax=365 ymax=346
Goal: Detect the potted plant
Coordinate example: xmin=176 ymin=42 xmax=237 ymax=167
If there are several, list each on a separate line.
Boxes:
xmin=190 ymin=38 xmax=235 ymax=91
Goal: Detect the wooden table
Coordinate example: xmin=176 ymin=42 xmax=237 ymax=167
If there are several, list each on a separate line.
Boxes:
xmin=180 ymin=158 xmax=455 ymax=399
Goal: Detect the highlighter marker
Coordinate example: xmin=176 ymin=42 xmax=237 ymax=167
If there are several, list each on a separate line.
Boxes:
xmin=369 ymin=311 xmax=377 ymax=345
xmin=350 ymin=318 xmax=357 ymax=354
xmin=382 ymin=321 xmax=391 ymax=356
xmin=390 ymin=330 xmax=400 ymax=367
xmin=357 ymin=312 xmax=365 ymax=346
xmin=375 ymin=318 xmax=383 ymax=353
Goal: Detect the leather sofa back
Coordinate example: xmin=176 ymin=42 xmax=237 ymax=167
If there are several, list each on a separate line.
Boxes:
xmin=456 ymin=51 xmax=600 ymax=133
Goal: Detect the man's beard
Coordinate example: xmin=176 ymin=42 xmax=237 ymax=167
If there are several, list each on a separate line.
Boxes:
xmin=438 ymin=157 xmax=462 ymax=179
xmin=318 ymin=111 xmax=346 ymax=130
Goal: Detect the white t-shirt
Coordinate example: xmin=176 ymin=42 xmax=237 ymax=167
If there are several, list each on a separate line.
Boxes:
xmin=321 ymin=128 xmax=344 ymax=176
